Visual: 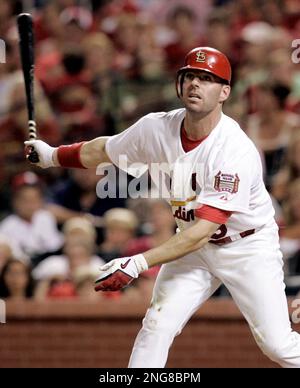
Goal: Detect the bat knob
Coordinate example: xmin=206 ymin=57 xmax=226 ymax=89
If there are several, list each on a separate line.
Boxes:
xmin=28 ymin=151 xmax=40 ymax=163
xmin=25 ymin=146 xmax=39 ymax=163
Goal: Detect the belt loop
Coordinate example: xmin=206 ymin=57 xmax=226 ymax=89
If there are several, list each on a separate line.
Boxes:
xmin=240 ymin=229 xmax=255 ymax=238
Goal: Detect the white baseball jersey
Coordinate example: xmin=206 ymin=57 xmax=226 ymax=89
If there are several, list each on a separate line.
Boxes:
xmin=106 ymin=108 xmax=275 ymax=239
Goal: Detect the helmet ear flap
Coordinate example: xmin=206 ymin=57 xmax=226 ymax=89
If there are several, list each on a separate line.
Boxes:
xmin=176 ymin=72 xmax=184 ymax=98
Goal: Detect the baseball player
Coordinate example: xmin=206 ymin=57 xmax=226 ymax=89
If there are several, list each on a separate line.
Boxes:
xmin=25 ymin=47 xmax=300 ymax=368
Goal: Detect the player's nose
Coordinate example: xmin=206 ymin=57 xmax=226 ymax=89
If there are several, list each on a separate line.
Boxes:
xmin=190 ymin=76 xmax=201 ymax=86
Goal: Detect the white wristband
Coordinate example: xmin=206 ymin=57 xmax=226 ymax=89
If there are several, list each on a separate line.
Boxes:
xmin=132 ymin=254 xmax=149 ymax=274
xmin=44 ymin=146 xmax=56 ymax=168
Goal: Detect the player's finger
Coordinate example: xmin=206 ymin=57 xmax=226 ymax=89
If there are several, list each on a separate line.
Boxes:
xmin=24 ymin=140 xmax=36 ymax=146
xmin=99 ymin=262 xmax=114 ymax=271
xmin=96 ymin=280 xmax=116 ymax=292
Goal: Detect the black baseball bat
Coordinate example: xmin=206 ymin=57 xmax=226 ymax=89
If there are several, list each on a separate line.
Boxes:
xmin=17 ymin=13 xmax=39 ymax=162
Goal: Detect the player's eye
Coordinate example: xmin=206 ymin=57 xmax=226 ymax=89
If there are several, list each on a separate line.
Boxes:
xmin=184 ymin=73 xmax=215 ymax=83
xmin=184 ymin=72 xmax=195 ymax=81
xmin=198 ymin=74 xmax=214 ymax=82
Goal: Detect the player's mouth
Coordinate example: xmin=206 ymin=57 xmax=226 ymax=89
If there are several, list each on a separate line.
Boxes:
xmin=188 ymin=93 xmax=202 ymax=100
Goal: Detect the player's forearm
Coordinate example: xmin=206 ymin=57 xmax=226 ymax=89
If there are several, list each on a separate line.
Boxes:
xmin=26 ymin=136 xmax=112 ymax=169
xmin=52 ymin=136 xmax=112 ymax=168
xmin=143 ymin=219 xmax=220 ymax=267
xmin=80 ymin=137 xmax=112 ymax=167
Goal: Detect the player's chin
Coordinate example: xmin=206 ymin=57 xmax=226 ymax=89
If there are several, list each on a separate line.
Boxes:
xmin=184 ymin=102 xmax=205 ymax=113
xmin=184 ymin=96 xmax=203 ymax=106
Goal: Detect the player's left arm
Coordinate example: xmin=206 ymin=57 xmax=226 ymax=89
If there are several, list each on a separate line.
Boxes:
xmin=95 ymin=218 xmax=220 ymax=291
xmin=144 ymin=218 xmax=219 ymax=266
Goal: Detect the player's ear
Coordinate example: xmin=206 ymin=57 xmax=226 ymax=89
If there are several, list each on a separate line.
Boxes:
xmin=219 ymin=85 xmax=231 ymax=103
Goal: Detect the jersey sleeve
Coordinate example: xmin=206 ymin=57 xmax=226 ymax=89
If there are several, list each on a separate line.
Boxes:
xmin=105 ymin=116 xmax=150 ymax=178
xmin=196 ymin=151 xmax=257 ymax=213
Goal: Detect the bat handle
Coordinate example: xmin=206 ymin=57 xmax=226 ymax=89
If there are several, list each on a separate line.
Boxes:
xmin=28 ymin=120 xmax=37 ymax=140
xmin=27 ymin=119 xmax=40 ymax=163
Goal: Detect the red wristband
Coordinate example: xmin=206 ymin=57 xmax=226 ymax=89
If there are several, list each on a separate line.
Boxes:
xmin=57 ymin=142 xmax=86 ymax=169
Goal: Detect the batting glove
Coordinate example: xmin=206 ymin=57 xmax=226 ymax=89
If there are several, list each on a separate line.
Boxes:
xmin=94 ymin=254 xmax=149 ymax=292
xmin=24 ymin=140 xmax=56 ymax=168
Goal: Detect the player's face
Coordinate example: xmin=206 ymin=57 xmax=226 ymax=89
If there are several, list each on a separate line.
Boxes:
xmin=180 ymin=70 xmax=230 ymax=115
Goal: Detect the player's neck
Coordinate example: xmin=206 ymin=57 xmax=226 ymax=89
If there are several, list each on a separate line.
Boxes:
xmin=184 ymin=110 xmax=222 ymax=140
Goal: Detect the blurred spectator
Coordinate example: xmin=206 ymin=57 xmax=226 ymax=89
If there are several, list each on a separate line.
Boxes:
xmin=121 ymin=200 xmax=175 ymax=300
xmin=136 ymin=0 xmax=211 ymax=37
xmin=0 ymin=37 xmax=60 ymax=181
xmin=73 ymin=265 xmax=100 ymax=300
xmin=82 ymin=32 xmax=122 ymax=136
xmin=47 ymin=168 xmax=125 ymax=227
xmin=164 ymin=5 xmax=203 ymax=72
xmin=260 ymin=0 xmax=286 ymax=28
xmin=1 ymin=74 xmax=61 ymax=143
xmin=280 ymin=178 xmax=300 ymax=274
xmin=99 ymin=207 xmax=138 ymax=262
xmin=83 ymin=32 xmax=116 ymax=80
xmin=126 ymin=198 xmax=152 ymax=232
xmin=233 ymin=21 xmax=277 ymax=101
xmin=32 ymin=216 xmax=103 ymax=282
xmin=268 ymin=48 xmax=300 ymax=100
xmin=37 ymin=45 xmax=105 ymax=142
xmin=246 ymin=82 xmax=298 ymax=187
xmin=272 ymin=131 xmax=300 ymax=203
xmin=0 ymin=234 xmax=25 ymax=271
xmin=34 ymin=1 xmax=65 ymax=44
xmin=0 ymin=235 xmax=13 ymax=273
xmin=0 ymin=259 xmax=35 ymax=300
xmin=46 ymin=279 xmax=77 ymax=299
xmin=73 ymin=265 xmax=122 ymax=300
xmin=59 ymin=6 xmax=93 ymax=44
xmin=0 ymin=80 xmax=60 ymax=181
xmin=136 ymin=17 xmax=166 ymax=81
xmin=112 ymin=13 xmax=143 ymax=79
xmin=63 ymin=216 xmax=97 ymax=244
xmin=33 ymin=215 xmax=106 ymax=299
xmin=0 ymin=172 xmax=63 ymax=260
xmin=123 ymin=199 xmax=175 ymax=256
xmin=33 ymin=235 xmax=104 ymax=298
xmin=0 ymin=43 xmax=22 ymax=124
xmin=205 ymin=8 xmax=234 ymax=60
xmin=0 ymin=0 xmax=15 ymax=38
xmin=39 ymin=46 xmax=88 ymax=96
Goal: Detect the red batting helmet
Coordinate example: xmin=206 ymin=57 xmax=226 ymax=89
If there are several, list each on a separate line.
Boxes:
xmin=176 ymin=47 xmax=232 ymax=96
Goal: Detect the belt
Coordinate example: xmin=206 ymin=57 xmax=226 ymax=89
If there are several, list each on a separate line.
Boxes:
xmin=209 ymin=229 xmax=256 ymax=246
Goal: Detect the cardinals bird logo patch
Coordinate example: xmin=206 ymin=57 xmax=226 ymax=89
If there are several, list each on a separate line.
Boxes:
xmin=214 ymin=171 xmax=240 ymax=193
xmin=196 ymin=51 xmax=206 ymax=62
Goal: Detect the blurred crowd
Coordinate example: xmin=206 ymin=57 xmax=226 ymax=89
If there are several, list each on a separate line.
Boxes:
xmin=0 ymin=0 xmax=300 ymax=301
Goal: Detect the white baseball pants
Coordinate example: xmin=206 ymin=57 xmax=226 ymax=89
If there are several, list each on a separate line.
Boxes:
xmin=128 ymin=223 xmax=300 ymax=368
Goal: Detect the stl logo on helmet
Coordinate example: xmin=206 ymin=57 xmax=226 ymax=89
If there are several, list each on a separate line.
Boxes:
xmin=196 ymin=51 xmax=206 ymax=63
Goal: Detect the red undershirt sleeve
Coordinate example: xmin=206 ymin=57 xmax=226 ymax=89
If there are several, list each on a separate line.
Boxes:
xmin=195 ymin=204 xmax=233 ymax=224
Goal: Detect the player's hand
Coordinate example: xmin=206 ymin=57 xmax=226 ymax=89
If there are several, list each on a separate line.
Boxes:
xmin=24 ymin=140 xmax=56 ymax=168
xmin=94 ymin=254 xmax=148 ymax=292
